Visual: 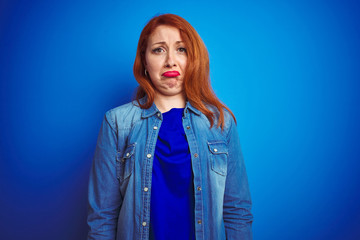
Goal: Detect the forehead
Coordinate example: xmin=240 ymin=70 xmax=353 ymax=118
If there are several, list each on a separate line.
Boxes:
xmin=148 ymin=25 xmax=182 ymax=43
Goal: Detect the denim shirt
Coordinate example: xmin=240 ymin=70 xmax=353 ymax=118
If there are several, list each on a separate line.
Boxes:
xmin=87 ymin=99 xmax=253 ymax=240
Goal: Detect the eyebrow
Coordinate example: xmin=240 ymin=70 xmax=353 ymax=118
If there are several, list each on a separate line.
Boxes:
xmin=152 ymin=41 xmax=184 ymax=46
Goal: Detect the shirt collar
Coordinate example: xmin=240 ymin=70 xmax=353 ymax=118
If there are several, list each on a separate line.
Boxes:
xmin=184 ymin=101 xmax=201 ymax=116
xmin=140 ymin=97 xmax=160 ymax=118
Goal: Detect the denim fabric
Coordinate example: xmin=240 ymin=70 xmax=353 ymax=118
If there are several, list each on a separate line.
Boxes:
xmin=87 ymin=98 xmax=253 ymax=240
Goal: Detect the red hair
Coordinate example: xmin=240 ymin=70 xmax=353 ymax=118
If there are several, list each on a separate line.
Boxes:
xmin=133 ymin=13 xmax=236 ymax=129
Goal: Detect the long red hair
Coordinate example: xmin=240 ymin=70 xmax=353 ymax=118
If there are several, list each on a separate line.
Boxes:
xmin=133 ymin=13 xmax=236 ymax=129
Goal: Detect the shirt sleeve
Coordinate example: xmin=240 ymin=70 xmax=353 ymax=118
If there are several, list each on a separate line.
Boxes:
xmin=223 ymin=116 xmax=253 ymax=240
xmin=87 ymin=111 xmax=122 ymax=239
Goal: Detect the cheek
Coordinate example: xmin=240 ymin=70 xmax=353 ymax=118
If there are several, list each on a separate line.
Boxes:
xmin=147 ymin=64 xmax=159 ymax=77
xmin=180 ymin=58 xmax=187 ymax=71
xmin=146 ymin=56 xmax=163 ymax=74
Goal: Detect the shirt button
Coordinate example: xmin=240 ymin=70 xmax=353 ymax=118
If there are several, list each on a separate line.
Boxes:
xmin=144 ymin=187 xmax=149 ymax=192
xmin=126 ymin=153 xmax=130 ymax=157
xmin=194 ymin=153 xmax=199 ymax=158
xmin=213 ymin=148 xmax=218 ymax=152
xmin=153 ymin=126 xmax=158 ymax=130
xmin=147 ymin=154 xmax=152 ymax=158
xmin=186 ymin=126 xmax=190 ymax=129
xmin=157 ymin=113 xmax=161 ymax=117
xmin=142 ymin=222 xmax=147 ymax=226
xmin=197 ymin=186 xmax=202 ymax=191
xmin=197 ymin=220 xmax=202 ymax=224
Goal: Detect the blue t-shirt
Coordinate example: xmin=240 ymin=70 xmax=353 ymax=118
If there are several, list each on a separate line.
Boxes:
xmin=149 ymin=108 xmax=195 ymax=240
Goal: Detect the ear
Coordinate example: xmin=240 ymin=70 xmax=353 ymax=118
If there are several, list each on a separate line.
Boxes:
xmin=142 ymin=53 xmax=147 ymax=66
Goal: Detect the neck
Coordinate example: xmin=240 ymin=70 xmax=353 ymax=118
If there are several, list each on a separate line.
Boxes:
xmin=153 ymin=93 xmax=186 ymax=113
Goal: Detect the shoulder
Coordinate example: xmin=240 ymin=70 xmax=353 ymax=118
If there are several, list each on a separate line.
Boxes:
xmin=195 ymin=105 xmax=235 ymax=141
xmin=104 ymin=100 xmax=143 ymax=131
xmin=205 ymin=105 xmax=235 ymax=134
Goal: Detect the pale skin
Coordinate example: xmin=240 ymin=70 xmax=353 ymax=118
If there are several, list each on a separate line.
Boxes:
xmin=145 ymin=25 xmax=187 ymax=113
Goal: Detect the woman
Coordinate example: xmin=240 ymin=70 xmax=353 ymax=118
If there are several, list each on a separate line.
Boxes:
xmin=87 ymin=14 xmax=253 ymax=240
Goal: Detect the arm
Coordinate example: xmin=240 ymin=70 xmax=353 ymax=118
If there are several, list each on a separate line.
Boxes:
xmin=223 ymin=117 xmax=253 ymax=240
xmin=87 ymin=111 xmax=122 ymax=239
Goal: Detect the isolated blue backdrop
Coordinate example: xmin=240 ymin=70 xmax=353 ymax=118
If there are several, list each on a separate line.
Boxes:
xmin=1 ymin=0 xmax=359 ymax=239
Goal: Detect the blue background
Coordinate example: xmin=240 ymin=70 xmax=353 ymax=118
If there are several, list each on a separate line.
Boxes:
xmin=1 ymin=0 xmax=359 ymax=239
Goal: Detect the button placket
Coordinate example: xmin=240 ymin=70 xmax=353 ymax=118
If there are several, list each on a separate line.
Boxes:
xmin=182 ymin=115 xmax=204 ymax=235
xmin=141 ymin=117 xmax=162 ymax=237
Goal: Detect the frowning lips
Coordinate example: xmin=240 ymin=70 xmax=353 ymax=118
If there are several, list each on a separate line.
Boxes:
xmin=162 ymin=71 xmax=180 ymax=77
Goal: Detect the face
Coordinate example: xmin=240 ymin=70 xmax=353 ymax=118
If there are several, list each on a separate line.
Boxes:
xmin=145 ymin=25 xmax=187 ymax=97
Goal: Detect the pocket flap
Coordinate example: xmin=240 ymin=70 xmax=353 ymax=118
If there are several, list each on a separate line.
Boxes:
xmin=207 ymin=141 xmax=228 ymax=155
xmin=122 ymin=144 xmax=136 ymax=159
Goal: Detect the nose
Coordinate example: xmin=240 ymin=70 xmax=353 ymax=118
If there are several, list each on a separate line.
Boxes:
xmin=164 ymin=51 xmax=176 ymax=67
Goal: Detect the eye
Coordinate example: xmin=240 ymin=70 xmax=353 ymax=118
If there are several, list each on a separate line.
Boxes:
xmin=152 ymin=47 xmax=165 ymax=54
xmin=178 ymin=47 xmax=187 ymax=53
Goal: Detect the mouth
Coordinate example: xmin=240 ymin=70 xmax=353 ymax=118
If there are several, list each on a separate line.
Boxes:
xmin=162 ymin=71 xmax=180 ymax=78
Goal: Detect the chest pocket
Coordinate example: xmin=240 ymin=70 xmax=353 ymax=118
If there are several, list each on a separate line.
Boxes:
xmin=116 ymin=143 xmax=136 ymax=182
xmin=207 ymin=141 xmax=228 ymax=176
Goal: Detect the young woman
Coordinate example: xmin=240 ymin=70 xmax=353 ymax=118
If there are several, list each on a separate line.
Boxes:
xmin=87 ymin=14 xmax=253 ymax=240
